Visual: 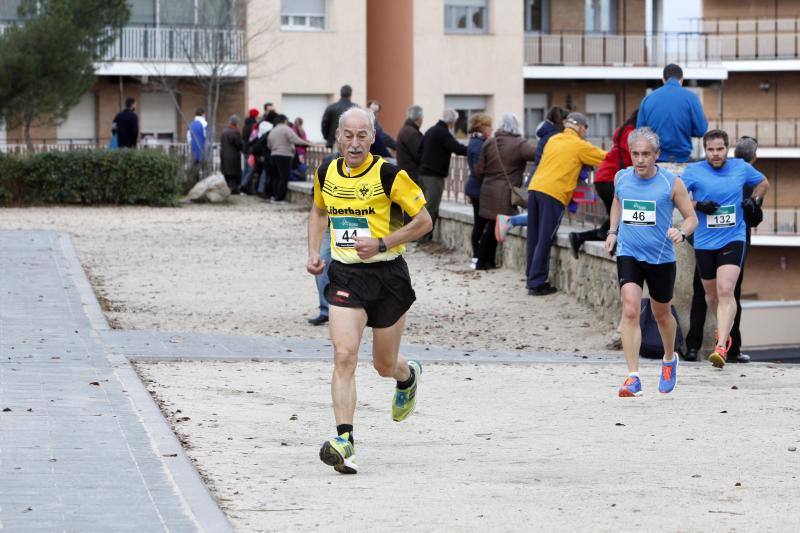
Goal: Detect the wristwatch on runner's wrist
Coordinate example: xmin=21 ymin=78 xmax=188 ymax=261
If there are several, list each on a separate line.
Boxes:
xmin=607 ymin=229 xmax=618 ymax=236
xmin=679 ymin=230 xmax=686 ymax=242
xmin=378 ymin=238 xmax=387 ymax=253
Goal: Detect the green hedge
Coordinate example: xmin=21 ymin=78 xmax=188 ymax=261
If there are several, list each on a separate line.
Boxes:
xmin=0 ymin=149 xmax=182 ymax=206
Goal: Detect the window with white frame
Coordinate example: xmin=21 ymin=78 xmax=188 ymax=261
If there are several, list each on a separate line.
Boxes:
xmin=585 ymin=93 xmax=616 ymax=140
xmin=524 ymin=93 xmax=547 ymax=139
xmin=281 ymin=0 xmax=326 ymax=31
xmin=0 ymin=0 xmax=23 ymax=20
xmin=524 ymin=0 xmax=549 ymax=33
xmin=445 ymin=0 xmax=488 ymax=34
xmin=445 ymin=95 xmax=487 ymax=139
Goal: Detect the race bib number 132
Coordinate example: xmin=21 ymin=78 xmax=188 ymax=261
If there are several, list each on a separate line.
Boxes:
xmin=707 ymin=205 xmax=736 ymax=228
xmin=331 ymin=216 xmax=371 ymax=248
xmin=622 ymin=199 xmax=656 ymax=226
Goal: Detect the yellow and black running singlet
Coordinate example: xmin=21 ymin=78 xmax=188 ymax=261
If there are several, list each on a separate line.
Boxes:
xmin=313 ymin=154 xmax=426 ymax=264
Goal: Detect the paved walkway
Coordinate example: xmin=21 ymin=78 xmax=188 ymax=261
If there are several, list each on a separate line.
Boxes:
xmin=0 ymin=231 xmax=232 ymax=532
xmin=0 ymin=230 xmax=624 ymax=531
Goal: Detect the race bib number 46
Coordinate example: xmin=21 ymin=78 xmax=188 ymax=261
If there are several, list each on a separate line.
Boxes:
xmin=622 ymin=199 xmax=656 ymax=226
xmin=707 ymin=205 xmax=736 ymax=228
xmin=331 ymin=216 xmax=371 ymax=248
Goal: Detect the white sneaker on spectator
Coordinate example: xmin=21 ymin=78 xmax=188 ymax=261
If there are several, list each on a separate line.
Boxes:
xmin=470 ymin=257 xmax=477 ymax=270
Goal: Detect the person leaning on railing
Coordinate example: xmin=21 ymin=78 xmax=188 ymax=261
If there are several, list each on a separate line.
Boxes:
xmin=526 ymin=112 xmax=606 ymax=296
xmin=568 ymin=108 xmax=639 ymax=259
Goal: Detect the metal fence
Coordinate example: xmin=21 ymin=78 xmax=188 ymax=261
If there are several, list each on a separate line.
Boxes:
xmin=754 ymin=208 xmax=800 ymax=236
xmin=0 ymin=141 xmax=221 ymax=174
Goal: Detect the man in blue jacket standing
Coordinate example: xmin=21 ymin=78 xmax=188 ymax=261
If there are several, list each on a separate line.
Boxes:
xmin=637 ymin=64 xmax=707 ymax=170
xmin=188 ymin=108 xmax=207 ymax=185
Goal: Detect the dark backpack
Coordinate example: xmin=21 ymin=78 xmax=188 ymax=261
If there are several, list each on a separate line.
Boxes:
xmin=639 ymin=298 xmax=684 ymax=358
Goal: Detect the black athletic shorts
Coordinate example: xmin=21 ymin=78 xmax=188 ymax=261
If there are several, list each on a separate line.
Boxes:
xmin=694 ymin=241 xmax=746 ymax=280
xmin=616 ymin=256 xmax=676 ymax=303
xmin=326 ymin=256 xmax=416 ymax=328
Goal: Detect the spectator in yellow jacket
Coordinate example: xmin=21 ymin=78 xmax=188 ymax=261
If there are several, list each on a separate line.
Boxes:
xmin=526 ymin=112 xmax=606 ymax=295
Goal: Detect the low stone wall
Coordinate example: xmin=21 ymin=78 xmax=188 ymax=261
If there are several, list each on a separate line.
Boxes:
xmin=289 ymin=181 xmax=714 ymax=350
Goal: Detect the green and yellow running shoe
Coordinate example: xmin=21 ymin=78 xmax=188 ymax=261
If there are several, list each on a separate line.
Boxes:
xmin=392 ymin=360 xmax=422 ymax=422
xmin=319 ymin=433 xmax=357 ymax=474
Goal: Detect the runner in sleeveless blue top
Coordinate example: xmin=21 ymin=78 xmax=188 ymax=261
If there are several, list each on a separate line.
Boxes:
xmin=605 ymin=128 xmax=697 ymax=397
xmin=681 ymin=129 xmax=769 ymax=368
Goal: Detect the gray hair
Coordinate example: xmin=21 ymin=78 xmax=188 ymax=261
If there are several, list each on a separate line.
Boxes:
xmin=406 ymin=105 xmax=423 ymax=121
xmin=734 ymin=137 xmax=758 ymax=163
xmin=337 ymin=107 xmax=376 ymax=132
xmin=627 ymin=127 xmax=660 ymax=152
xmin=497 ymin=113 xmax=521 ymax=135
xmin=442 ymin=108 xmax=458 ymax=125
xmin=229 ymin=114 xmax=240 ymax=126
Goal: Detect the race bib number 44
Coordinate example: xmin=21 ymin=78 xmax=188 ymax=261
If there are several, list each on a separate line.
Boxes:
xmin=707 ymin=205 xmax=736 ymax=228
xmin=331 ymin=216 xmax=371 ymax=248
xmin=622 ymin=199 xmax=656 ymax=226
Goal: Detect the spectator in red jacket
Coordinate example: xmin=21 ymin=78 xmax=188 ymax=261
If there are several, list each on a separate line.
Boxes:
xmin=568 ymin=109 xmax=638 ymax=258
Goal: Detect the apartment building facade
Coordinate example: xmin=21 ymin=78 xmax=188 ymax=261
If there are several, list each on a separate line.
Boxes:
xmin=0 ymin=0 xmax=246 ymax=146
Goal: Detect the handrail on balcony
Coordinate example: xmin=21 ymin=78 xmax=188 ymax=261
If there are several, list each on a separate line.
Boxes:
xmin=103 ymin=25 xmax=246 ymax=64
xmin=686 ymin=16 xmax=800 ymax=35
xmin=709 ymin=118 xmax=800 ymax=148
xmin=524 ymin=29 xmax=800 ymax=66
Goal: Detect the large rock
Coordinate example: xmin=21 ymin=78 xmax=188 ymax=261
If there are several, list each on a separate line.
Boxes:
xmin=187 ymin=173 xmax=231 ymax=203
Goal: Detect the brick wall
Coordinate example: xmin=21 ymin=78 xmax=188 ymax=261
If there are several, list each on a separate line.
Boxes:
xmin=525 ymin=79 xmax=648 ymax=123
xmin=703 ymin=0 xmax=800 ymax=19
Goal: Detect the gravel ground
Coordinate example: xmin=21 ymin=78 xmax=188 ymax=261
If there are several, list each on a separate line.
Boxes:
xmin=0 ymin=198 xmax=616 ymax=353
xmin=136 ymin=359 xmax=800 ymax=533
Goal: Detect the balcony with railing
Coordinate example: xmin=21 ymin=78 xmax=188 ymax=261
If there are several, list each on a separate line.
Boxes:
xmin=709 ymin=119 xmax=800 ymax=148
xmin=102 ymin=25 xmax=246 ymax=64
xmin=1 ymin=22 xmax=246 ymax=66
xmin=524 ymin=26 xmax=800 ymax=68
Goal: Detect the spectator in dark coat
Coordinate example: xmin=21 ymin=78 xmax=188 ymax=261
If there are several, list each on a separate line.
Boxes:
xmin=418 ymin=108 xmax=467 ymax=237
xmin=474 ymin=113 xmax=536 ymax=270
xmin=320 ymin=85 xmax=356 ymax=148
xmin=242 ymin=108 xmax=259 ymax=155
xmin=368 ymin=100 xmax=397 ymax=152
xmin=534 ymin=106 xmax=569 ymax=164
xmin=220 ymin=115 xmax=243 ymax=193
xmin=464 ymin=113 xmax=492 ymax=269
xmin=113 ymin=97 xmax=139 ymax=148
xmin=396 ymin=105 xmax=424 ymax=183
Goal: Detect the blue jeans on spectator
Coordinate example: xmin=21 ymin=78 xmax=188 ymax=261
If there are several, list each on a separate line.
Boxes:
xmin=509 ymin=213 xmax=527 ymax=227
xmin=526 ymin=190 xmax=565 ymax=289
xmin=315 ymin=228 xmax=332 ymax=318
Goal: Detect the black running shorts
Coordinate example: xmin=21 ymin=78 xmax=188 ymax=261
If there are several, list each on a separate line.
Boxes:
xmin=326 ymin=256 xmax=416 ymax=328
xmin=616 ymin=256 xmax=676 ymax=303
xmin=694 ymin=241 xmax=746 ymax=280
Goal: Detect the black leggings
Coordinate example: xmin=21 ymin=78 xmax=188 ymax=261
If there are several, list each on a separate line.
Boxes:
xmin=469 ymin=196 xmax=485 ymax=259
xmin=574 ymin=181 xmax=615 ymax=241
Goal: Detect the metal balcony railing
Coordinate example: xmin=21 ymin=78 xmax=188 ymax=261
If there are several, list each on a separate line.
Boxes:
xmin=754 ymin=208 xmax=800 ymax=236
xmin=0 ymin=23 xmax=245 ymax=63
xmin=102 ymin=25 xmax=246 ymax=63
xmin=692 ymin=17 xmax=800 ymax=35
xmin=710 ymin=119 xmax=800 ymax=148
xmin=524 ymin=30 xmax=800 ymax=67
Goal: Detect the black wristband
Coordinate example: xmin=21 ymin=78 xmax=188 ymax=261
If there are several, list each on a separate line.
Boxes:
xmin=378 ymin=238 xmax=387 ymax=253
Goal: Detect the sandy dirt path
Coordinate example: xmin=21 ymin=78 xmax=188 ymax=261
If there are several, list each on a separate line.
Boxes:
xmin=136 ymin=359 xmax=800 ymax=533
xmin=0 ymin=199 xmax=614 ymax=352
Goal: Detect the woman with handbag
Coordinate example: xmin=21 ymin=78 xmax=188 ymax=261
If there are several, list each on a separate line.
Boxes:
xmin=474 ymin=113 xmax=537 ymax=270
xmin=464 ymin=113 xmax=493 ymax=269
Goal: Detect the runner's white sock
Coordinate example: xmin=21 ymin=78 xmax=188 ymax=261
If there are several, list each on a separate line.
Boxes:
xmin=628 ymin=372 xmax=639 ymax=378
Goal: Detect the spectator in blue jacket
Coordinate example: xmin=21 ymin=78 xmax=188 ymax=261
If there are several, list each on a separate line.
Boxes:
xmin=464 ymin=113 xmax=492 ymax=269
xmin=637 ymin=63 xmax=707 ymax=164
xmin=187 ymin=108 xmax=208 ymax=184
xmin=534 ymin=106 xmax=568 ymax=164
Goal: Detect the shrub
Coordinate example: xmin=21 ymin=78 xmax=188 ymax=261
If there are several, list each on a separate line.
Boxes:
xmin=0 ymin=149 xmax=182 ymax=206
